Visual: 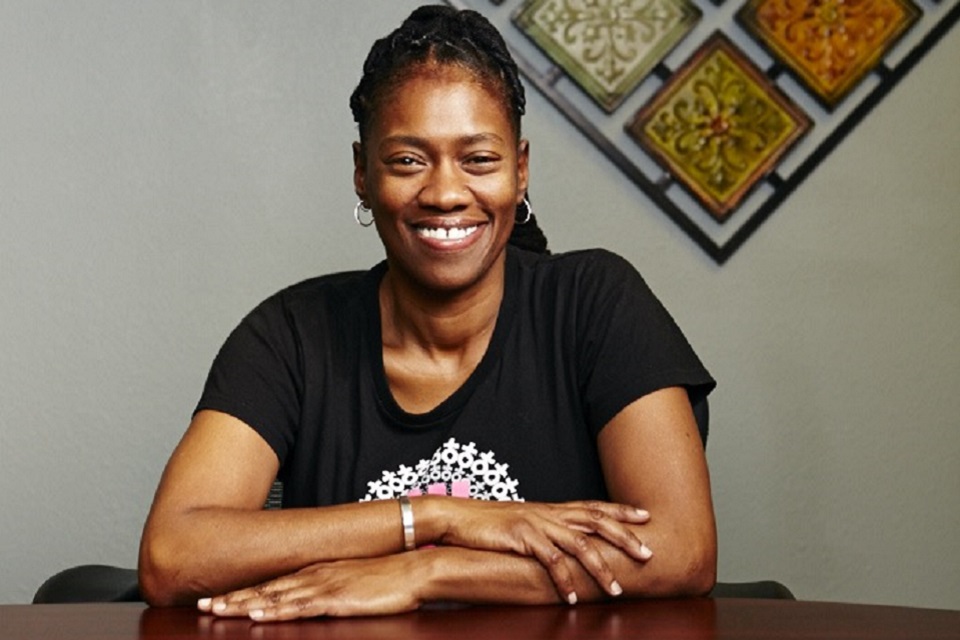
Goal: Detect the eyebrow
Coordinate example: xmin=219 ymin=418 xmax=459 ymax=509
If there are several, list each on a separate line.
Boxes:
xmin=379 ymin=132 xmax=507 ymax=149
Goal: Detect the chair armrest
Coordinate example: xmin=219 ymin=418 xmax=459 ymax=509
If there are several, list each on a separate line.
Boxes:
xmin=33 ymin=564 xmax=141 ymax=603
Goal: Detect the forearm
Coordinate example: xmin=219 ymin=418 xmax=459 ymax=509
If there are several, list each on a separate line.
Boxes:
xmin=418 ymin=522 xmax=716 ymax=606
xmin=139 ymin=500 xmax=407 ymax=605
xmin=195 ymin=500 xmax=714 ymax=620
xmin=416 ymin=547 xmax=558 ymax=606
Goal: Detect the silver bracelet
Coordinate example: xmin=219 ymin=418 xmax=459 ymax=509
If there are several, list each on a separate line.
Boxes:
xmin=399 ymin=495 xmax=416 ymax=551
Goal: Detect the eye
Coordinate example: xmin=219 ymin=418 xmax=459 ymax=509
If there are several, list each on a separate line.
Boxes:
xmin=464 ymin=154 xmax=501 ymax=173
xmin=386 ymin=154 xmax=425 ymax=173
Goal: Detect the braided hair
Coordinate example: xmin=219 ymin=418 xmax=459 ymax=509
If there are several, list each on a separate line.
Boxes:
xmin=349 ymin=5 xmax=549 ymax=254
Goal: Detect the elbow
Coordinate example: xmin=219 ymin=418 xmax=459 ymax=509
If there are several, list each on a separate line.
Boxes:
xmin=676 ymin=538 xmax=717 ymax=597
xmin=638 ymin=536 xmax=716 ymax=598
xmin=139 ymin=578 xmax=179 ymax=608
xmin=138 ymin=567 xmax=180 ymax=608
xmin=138 ymin=533 xmax=199 ymax=607
xmin=673 ymin=515 xmax=718 ymax=597
xmin=683 ymin=552 xmax=717 ymax=597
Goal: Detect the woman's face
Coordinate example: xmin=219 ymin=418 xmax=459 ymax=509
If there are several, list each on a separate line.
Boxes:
xmin=354 ymin=64 xmax=529 ymax=295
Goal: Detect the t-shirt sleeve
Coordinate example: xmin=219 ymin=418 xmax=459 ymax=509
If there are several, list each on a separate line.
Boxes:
xmin=577 ymin=251 xmax=715 ymax=437
xmin=194 ymin=293 xmax=302 ymax=463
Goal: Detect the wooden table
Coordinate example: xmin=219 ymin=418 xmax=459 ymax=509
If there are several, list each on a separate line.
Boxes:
xmin=3 ymin=598 xmax=959 ymax=639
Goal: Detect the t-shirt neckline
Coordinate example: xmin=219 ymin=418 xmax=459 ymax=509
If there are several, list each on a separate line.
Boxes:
xmin=364 ymin=248 xmax=521 ymax=428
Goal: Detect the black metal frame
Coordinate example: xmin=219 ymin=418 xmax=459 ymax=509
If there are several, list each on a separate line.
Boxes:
xmin=446 ymin=0 xmax=960 ymax=264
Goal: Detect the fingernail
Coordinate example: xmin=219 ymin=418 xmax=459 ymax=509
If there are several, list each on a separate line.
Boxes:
xmin=249 ymin=609 xmax=264 ymax=620
xmin=635 ymin=509 xmax=650 ymax=519
xmin=197 ymin=598 xmax=211 ymax=610
xmin=567 ymin=592 xmax=578 ymax=605
xmin=610 ymin=580 xmax=623 ymax=596
xmin=640 ymin=544 xmax=654 ymax=560
xmin=213 ymin=601 xmax=227 ymax=613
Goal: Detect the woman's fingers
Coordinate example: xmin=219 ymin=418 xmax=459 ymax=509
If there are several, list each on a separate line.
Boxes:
xmin=554 ymin=529 xmax=619 ymax=598
xmin=237 ymin=585 xmax=321 ymax=622
xmin=198 ymin=582 xmax=286 ymax=618
xmin=556 ymin=501 xmax=653 ymax=562
xmin=441 ymin=498 xmax=654 ymax=593
xmin=515 ymin=501 xmax=655 ymax=600
xmin=199 ymin=557 xmax=422 ymax=620
xmin=515 ymin=514 xmax=640 ymax=602
xmin=521 ymin=527 xmax=580 ymax=604
xmin=553 ymin=520 xmax=636 ymax=598
xmin=198 ymin=572 xmax=326 ymax=619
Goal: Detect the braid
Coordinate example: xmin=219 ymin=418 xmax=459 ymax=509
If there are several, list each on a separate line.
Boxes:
xmin=350 ymin=6 xmax=525 ymax=140
xmin=512 ymin=193 xmax=550 ymax=254
xmin=511 ymin=214 xmax=550 ymax=254
xmin=350 ymin=5 xmax=549 ymax=255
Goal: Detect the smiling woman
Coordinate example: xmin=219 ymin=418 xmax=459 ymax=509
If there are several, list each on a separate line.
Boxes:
xmin=355 ymin=65 xmax=527 ymax=296
xmin=137 ymin=4 xmax=717 ymax=622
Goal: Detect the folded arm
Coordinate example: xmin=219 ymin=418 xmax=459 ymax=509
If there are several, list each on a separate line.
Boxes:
xmin=167 ymin=386 xmax=716 ymax=620
xmin=138 ymin=407 xmax=663 ymax=607
xmin=432 ymin=387 xmax=717 ymax=603
xmin=428 ymin=386 xmax=716 ymax=604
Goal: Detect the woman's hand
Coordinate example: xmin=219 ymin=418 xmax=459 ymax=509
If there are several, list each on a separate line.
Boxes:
xmin=424 ymin=497 xmax=653 ymax=603
xmin=198 ymin=554 xmax=424 ymax=621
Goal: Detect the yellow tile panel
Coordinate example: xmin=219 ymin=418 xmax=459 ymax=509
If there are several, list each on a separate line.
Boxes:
xmin=626 ymin=32 xmax=813 ymax=220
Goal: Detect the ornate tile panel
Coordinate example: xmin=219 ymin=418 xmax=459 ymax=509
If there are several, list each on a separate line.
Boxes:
xmin=737 ymin=0 xmax=922 ymax=110
xmin=512 ymin=0 xmax=702 ymax=112
xmin=626 ymin=32 xmax=812 ymax=219
xmin=446 ymin=0 xmax=959 ymax=263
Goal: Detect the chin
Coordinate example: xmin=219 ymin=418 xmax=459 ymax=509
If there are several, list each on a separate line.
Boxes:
xmin=388 ymin=243 xmax=507 ymax=295
xmin=417 ymin=269 xmax=487 ymax=295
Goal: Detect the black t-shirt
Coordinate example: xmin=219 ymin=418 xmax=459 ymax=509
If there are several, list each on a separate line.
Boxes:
xmin=196 ymin=247 xmax=715 ymax=507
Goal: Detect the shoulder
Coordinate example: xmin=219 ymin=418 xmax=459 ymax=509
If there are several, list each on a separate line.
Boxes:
xmin=512 ymin=247 xmax=649 ymax=300
xmin=514 ymin=246 xmax=639 ymax=277
xmin=251 ymin=264 xmax=382 ymax=318
xmin=273 ymin=266 xmax=377 ymax=304
xmin=224 ymin=264 xmax=383 ymax=347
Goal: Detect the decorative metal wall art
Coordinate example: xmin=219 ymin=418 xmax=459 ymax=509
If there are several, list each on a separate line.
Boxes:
xmin=513 ymin=0 xmax=703 ymax=112
xmin=444 ymin=0 xmax=960 ymax=263
xmin=626 ymin=32 xmax=813 ymax=220
xmin=736 ymin=0 xmax=922 ymax=110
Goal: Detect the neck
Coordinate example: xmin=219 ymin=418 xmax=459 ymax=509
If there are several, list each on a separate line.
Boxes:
xmin=379 ymin=255 xmax=506 ymax=357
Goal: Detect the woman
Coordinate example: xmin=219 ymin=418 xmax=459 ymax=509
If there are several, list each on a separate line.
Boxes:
xmin=138 ymin=5 xmax=716 ymax=621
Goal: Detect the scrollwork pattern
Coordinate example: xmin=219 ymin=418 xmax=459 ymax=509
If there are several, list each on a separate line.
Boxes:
xmin=649 ymin=52 xmax=791 ymax=199
xmin=627 ymin=34 xmax=812 ymax=219
xmin=515 ymin=0 xmax=701 ymax=111
xmin=533 ymin=0 xmax=682 ymax=87
xmin=739 ymin=0 xmax=920 ymax=106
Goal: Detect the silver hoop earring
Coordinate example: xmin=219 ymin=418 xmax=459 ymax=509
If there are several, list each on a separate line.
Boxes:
xmin=353 ymin=201 xmax=374 ymax=227
xmin=516 ymin=197 xmax=533 ymax=225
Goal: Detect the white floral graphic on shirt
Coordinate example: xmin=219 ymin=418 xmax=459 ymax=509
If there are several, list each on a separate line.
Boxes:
xmin=361 ymin=437 xmax=523 ymax=502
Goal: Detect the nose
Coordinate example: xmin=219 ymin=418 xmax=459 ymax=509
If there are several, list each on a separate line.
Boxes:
xmin=417 ymin=161 xmax=470 ymax=212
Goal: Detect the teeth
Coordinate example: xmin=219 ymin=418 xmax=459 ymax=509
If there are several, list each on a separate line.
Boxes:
xmin=417 ymin=225 xmax=478 ymax=240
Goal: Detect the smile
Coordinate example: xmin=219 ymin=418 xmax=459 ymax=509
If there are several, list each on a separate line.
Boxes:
xmin=415 ymin=225 xmax=479 ymax=240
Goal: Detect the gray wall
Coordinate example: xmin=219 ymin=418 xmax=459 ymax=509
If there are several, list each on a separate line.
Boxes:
xmin=2 ymin=1 xmax=958 ymax=608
